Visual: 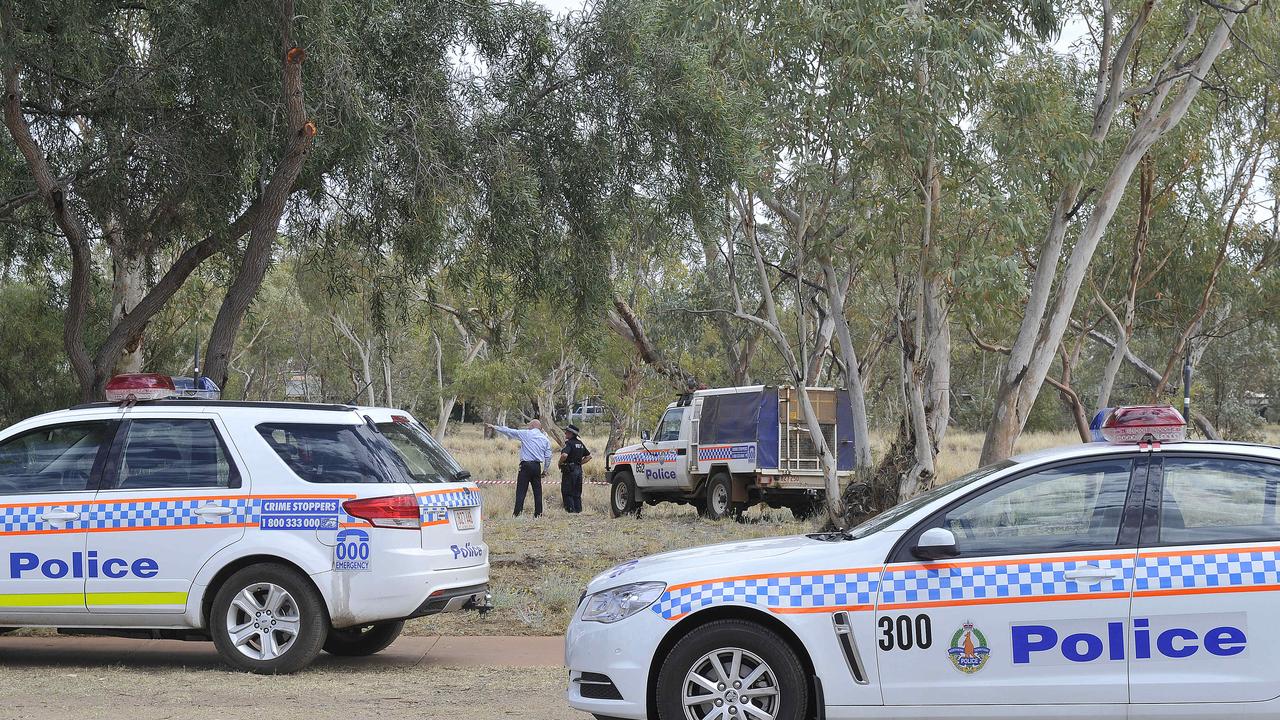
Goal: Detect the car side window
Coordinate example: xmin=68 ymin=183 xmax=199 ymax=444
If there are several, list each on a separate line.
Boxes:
xmin=112 ymin=419 xmax=239 ymax=490
xmin=0 ymin=421 xmax=114 ymax=494
xmin=655 ymin=409 xmax=684 ymax=442
xmin=939 ymin=459 xmax=1134 ymax=557
xmin=1157 ymin=456 xmax=1280 ymax=545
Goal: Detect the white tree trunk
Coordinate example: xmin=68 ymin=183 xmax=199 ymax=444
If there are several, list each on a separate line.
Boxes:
xmin=433 ymin=333 xmax=455 ymax=438
xmin=331 ymin=315 xmax=375 ymax=406
xmin=820 ymin=259 xmax=873 ymax=467
xmin=730 ymin=195 xmax=845 ymax=525
xmin=110 ymin=249 xmax=148 ymax=374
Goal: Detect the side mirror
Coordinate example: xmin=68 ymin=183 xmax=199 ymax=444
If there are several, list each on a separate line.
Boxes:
xmin=454 ymin=470 xmax=472 ymax=481
xmin=912 ymin=527 xmax=959 ymax=561
xmin=641 ymin=430 xmax=651 ymax=441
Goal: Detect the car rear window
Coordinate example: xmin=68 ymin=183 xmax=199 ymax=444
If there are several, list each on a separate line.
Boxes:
xmin=376 ymin=422 xmax=462 ymax=483
xmin=256 ymin=422 xmax=415 ymax=484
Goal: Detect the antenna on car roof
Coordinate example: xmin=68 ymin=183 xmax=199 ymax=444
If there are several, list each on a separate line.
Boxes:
xmin=346 ymin=380 xmax=374 ymax=406
xmin=193 ymin=339 xmax=201 ymax=385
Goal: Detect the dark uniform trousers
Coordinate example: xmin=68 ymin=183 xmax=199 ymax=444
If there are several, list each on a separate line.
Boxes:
xmin=560 ymin=464 xmax=583 ymax=513
xmin=514 ymin=460 xmax=544 ymax=517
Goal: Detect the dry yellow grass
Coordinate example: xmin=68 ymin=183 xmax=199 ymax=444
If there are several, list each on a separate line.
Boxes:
xmin=443 ymin=425 xmax=1084 ymax=488
xmin=409 ymin=424 xmax=1089 ymax=637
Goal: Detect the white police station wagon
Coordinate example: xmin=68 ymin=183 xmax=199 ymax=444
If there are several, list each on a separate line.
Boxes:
xmin=567 ymin=406 xmax=1280 ymax=719
xmin=0 ymin=373 xmax=488 ymax=673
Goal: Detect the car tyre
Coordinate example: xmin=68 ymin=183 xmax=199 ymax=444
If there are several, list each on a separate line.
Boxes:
xmin=210 ymin=563 xmax=328 ymax=674
xmin=609 ymin=470 xmax=641 ymax=518
xmin=656 ymin=619 xmax=808 ymax=720
xmin=323 ymin=620 xmax=404 ymax=656
xmin=704 ymin=472 xmax=734 ymax=520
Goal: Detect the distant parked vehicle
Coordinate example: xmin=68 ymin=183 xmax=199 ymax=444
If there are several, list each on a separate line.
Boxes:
xmin=604 ymin=385 xmax=859 ymax=520
xmin=567 ymin=402 xmax=606 ymax=422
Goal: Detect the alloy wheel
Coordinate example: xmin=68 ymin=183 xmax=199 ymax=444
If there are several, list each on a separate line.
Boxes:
xmin=681 ymin=647 xmax=780 ymax=720
xmin=224 ymin=582 xmax=302 ymax=661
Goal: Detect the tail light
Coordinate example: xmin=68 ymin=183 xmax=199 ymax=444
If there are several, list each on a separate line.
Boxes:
xmin=342 ymin=494 xmax=420 ymax=529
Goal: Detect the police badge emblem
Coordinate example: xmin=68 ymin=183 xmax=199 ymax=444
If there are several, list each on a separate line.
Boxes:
xmin=948 ymin=621 xmax=991 ymax=674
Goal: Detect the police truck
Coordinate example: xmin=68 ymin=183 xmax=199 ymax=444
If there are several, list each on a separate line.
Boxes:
xmin=606 ymin=386 xmax=860 ymax=520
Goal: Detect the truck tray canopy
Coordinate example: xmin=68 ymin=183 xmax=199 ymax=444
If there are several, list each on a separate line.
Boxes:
xmin=697 ymin=387 xmax=856 ymax=472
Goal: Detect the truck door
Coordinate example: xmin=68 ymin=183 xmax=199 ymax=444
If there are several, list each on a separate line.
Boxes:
xmin=638 ymin=407 xmax=689 ymax=489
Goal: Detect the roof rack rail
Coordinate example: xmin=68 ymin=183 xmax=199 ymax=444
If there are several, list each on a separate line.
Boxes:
xmin=70 ymin=400 xmax=358 ymax=412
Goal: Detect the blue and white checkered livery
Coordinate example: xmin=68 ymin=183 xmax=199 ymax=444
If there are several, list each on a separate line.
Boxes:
xmin=652 ymin=569 xmax=881 ymax=619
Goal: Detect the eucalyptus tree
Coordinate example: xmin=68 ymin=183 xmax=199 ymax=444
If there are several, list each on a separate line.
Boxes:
xmin=0 ymin=0 xmax=320 ymax=399
xmin=1086 ymin=44 xmax=1278 ymax=439
xmin=661 ymin=0 xmax=1062 ymax=521
xmin=0 ymin=0 xmax=507 ymax=399
xmin=847 ymin=0 xmax=1059 ymax=503
xmin=979 ymin=0 xmax=1265 ymax=464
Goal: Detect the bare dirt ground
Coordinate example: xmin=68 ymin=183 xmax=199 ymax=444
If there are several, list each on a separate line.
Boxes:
xmin=0 ymin=638 xmax=571 ymax=720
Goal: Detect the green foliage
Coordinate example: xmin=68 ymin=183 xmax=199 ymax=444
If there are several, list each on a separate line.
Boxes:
xmin=0 ymin=284 xmax=78 ymax=424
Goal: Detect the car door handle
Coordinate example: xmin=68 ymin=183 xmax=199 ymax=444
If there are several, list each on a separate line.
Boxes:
xmin=194 ymin=504 xmax=234 ymax=518
xmin=1064 ymin=567 xmax=1123 ymax=583
xmin=39 ymin=510 xmax=80 ymax=523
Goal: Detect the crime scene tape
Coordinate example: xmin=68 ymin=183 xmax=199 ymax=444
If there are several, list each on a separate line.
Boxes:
xmin=473 ymin=479 xmax=610 ymax=485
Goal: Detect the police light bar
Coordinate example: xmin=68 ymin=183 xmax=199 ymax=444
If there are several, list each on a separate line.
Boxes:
xmin=1100 ymin=405 xmax=1186 ymax=444
xmin=172 ymin=375 xmax=221 ymax=400
xmin=104 ymin=373 xmax=177 ymax=403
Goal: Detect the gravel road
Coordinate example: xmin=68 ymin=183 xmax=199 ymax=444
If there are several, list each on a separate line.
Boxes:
xmin=0 ymin=637 xmax=578 ymax=720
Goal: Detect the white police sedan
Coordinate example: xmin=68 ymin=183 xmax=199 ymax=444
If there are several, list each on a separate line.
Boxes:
xmin=566 ymin=406 xmax=1280 ymax=719
xmin=0 ymin=373 xmax=488 ymax=673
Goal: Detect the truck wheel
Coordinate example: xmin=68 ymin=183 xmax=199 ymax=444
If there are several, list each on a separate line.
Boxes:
xmin=210 ymin=563 xmax=328 ymax=674
xmin=323 ymin=620 xmax=404 ymax=656
xmin=609 ymin=470 xmax=640 ymax=518
xmin=655 ymin=619 xmax=808 ymax=720
xmin=705 ymin=472 xmax=734 ymax=520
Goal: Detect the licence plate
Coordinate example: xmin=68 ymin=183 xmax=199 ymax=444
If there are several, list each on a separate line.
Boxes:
xmin=453 ymin=507 xmax=477 ymax=531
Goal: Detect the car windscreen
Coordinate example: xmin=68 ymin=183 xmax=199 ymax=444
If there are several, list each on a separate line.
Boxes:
xmin=256 ymin=422 xmax=416 ymax=484
xmin=847 ymin=459 xmax=1015 ymax=539
xmin=376 ymin=422 xmax=463 ymax=484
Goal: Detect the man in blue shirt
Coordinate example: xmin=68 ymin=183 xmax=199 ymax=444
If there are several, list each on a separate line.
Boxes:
xmin=485 ymin=420 xmax=553 ymax=517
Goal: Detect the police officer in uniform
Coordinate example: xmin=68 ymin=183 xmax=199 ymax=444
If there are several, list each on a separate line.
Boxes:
xmin=558 ymin=424 xmax=592 ymax=513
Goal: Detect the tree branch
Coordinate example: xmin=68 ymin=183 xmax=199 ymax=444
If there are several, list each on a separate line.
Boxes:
xmin=2 ymin=5 xmax=95 ymax=396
